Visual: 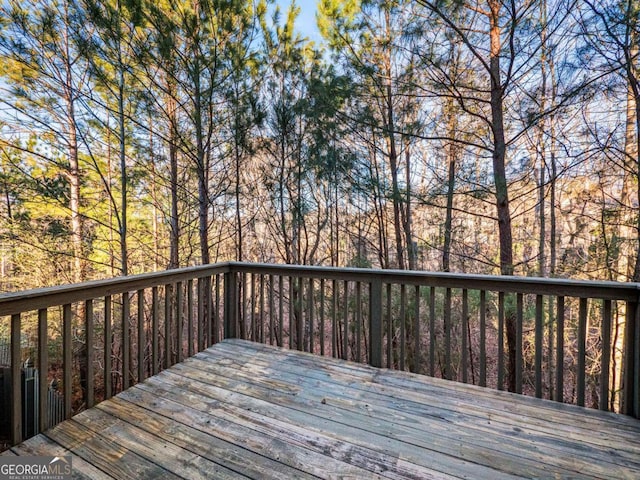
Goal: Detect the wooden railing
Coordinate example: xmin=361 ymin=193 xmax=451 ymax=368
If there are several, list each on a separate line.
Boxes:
xmin=1 ymin=262 xmax=639 ymax=447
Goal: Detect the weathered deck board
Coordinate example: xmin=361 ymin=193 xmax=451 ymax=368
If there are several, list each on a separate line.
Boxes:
xmin=209 ymin=342 xmax=640 ymax=456
xmin=199 ymin=342 xmax=639 ymax=477
xmin=7 ymin=339 xmax=640 ymax=479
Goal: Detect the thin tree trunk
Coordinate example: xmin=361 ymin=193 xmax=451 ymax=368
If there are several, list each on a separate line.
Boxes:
xmin=167 ymin=79 xmax=180 ymax=270
xmin=194 ymin=60 xmax=210 ymax=266
xmin=118 ymin=53 xmax=128 ymax=276
xmin=235 ymin=141 xmax=243 ymax=262
xmin=404 ymin=138 xmax=416 ymax=270
xmin=442 ymin=96 xmax=458 ymax=273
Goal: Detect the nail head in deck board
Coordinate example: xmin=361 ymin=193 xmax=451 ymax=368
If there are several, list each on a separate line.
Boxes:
xmin=7 ymin=339 xmax=640 ymax=479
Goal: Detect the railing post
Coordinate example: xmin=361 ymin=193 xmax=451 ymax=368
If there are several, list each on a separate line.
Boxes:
xmin=38 ymin=308 xmax=48 ymax=433
xmin=369 ymin=278 xmax=383 ymax=368
xmin=63 ymin=304 xmax=72 ymax=419
xmin=224 ymin=270 xmax=237 ymax=339
xmin=624 ymin=299 xmax=639 ymax=418
xmin=11 ymin=313 xmax=22 ymax=445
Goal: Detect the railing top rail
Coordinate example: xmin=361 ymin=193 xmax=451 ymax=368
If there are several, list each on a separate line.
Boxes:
xmin=1 ymin=261 xmax=639 ymax=317
xmin=0 ymin=263 xmax=230 ymax=317
xmin=228 ymin=262 xmax=640 ymax=301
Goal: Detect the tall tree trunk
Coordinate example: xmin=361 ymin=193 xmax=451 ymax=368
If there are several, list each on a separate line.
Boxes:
xmin=386 ymin=88 xmax=405 ymax=269
xmin=489 ymin=0 xmax=516 ymax=391
xmin=384 ymin=9 xmax=405 ymax=270
xmin=629 ymin=74 xmax=640 ymax=282
xmin=63 ymin=9 xmax=83 ymax=283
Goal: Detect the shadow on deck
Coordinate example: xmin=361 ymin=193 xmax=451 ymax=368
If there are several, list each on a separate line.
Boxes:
xmin=2 ymin=339 xmax=639 ymax=479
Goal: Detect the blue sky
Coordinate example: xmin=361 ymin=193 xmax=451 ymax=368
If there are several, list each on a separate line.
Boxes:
xmin=275 ymin=0 xmax=323 ymax=44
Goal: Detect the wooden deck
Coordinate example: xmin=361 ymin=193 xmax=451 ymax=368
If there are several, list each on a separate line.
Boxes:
xmin=3 ymin=339 xmax=640 ymax=479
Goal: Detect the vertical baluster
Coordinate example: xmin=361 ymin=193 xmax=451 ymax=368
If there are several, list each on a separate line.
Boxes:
xmin=555 ymin=296 xmax=565 ymax=402
xmin=165 ymin=285 xmax=172 ymax=368
xmin=188 ymin=280 xmax=194 ymax=356
xmin=600 ymin=299 xmax=612 ymax=411
xmin=223 ymin=271 xmax=237 ymax=339
xmin=250 ymin=273 xmax=256 ymax=342
xmin=214 ymin=275 xmax=220 ymax=344
xmin=85 ymin=300 xmax=94 ymax=408
xmin=298 ymin=277 xmax=304 ymax=351
xmin=309 ymin=278 xmax=315 ymax=353
xmin=197 ymin=279 xmax=203 ymax=350
xmin=289 ymin=276 xmax=294 ymax=350
xmin=480 ymin=291 xmax=487 ymax=387
xmin=122 ymin=292 xmax=130 ymax=390
xmin=278 ymin=276 xmax=284 ymax=347
xmin=577 ymin=297 xmax=588 ymax=407
xmin=320 ymin=278 xmax=325 ymax=355
xmin=176 ymin=282 xmax=183 ymax=362
xmin=137 ymin=290 xmax=145 ymax=383
xmin=343 ymin=280 xmax=349 ymax=360
xmin=386 ymin=283 xmax=392 ymax=368
xmin=370 ymin=279 xmax=383 ymax=368
xmin=260 ymin=275 xmax=265 ymax=344
xmin=444 ymin=288 xmax=452 ymax=380
xmin=151 ymin=288 xmax=158 ymax=375
xmin=206 ymin=276 xmax=213 ymax=347
xmin=622 ymin=300 xmax=639 ymax=417
xmin=355 ymin=281 xmax=362 ymax=362
xmin=63 ymin=304 xmax=72 ymax=418
xmin=498 ymin=292 xmax=505 ymax=391
xmin=269 ymin=275 xmax=275 ymax=345
xmin=400 ymin=284 xmax=406 ymax=371
xmin=429 ymin=286 xmax=436 ymax=377
xmin=332 ymin=279 xmax=338 ymax=358
xmin=516 ymin=293 xmax=523 ymax=394
xmin=629 ymin=301 xmax=639 ymax=417
xmin=105 ymin=296 xmax=113 ymax=398
xmin=548 ymin=296 xmax=555 ymax=401
xmin=413 ymin=285 xmax=420 ymax=374
xmin=535 ymin=294 xmax=543 ymax=398
xmin=461 ymin=289 xmax=468 ymax=383
xmin=243 ymin=273 xmax=248 ymax=341
xmin=38 ymin=308 xmax=47 ymax=433
xmin=11 ymin=313 xmax=22 ymax=444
